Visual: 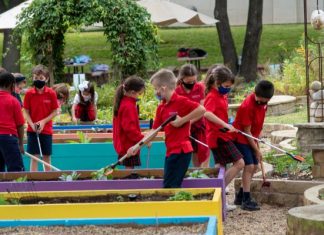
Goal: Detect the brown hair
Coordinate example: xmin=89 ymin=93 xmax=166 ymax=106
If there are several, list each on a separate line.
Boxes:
xmin=53 ymin=83 xmax=70 ymax=103
xmin=79 ymin=82 xmax=95 ymax=104
xmin=0 ymin=67 xmax=7 ymax=74
xmin=150 ymin=69 xmax=176 ymax=89
xmin=32 ymin=64 xmax=50 ymax=79
xmin=177 ymin=64 xmax=198 ymax=85
xmin=113 ymin=75 xmax=145 ymax=117
xmin=204 ymin=65 xmax=235 ymax=96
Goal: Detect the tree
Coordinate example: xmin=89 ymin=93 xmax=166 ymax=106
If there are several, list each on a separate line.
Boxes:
xmin=214 ymin=0 xmax=263 ymax=82
xmin=0 ymin=0 xmax=24 ymax=72
xmin=214 ymin=0 xmax=238 ymax=74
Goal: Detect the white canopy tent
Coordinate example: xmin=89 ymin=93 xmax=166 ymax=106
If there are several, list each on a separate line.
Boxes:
xmin=0 ymin=0 xmax=32 ymax=30
xmin=137 ymin=0 xmax=218 ymax=26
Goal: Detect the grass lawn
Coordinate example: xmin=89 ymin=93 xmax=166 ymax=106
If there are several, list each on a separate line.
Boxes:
xmin=265 ymin=106 xmax=307 ymax=124
xmin=0 ymin=24 xmax=311 ymax=75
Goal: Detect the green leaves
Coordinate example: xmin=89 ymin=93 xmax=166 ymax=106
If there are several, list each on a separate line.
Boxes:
xmin=167 ymin=191 xmax=194 ymax=201
xmin=15 ymin=0 xmax=159 ymax=82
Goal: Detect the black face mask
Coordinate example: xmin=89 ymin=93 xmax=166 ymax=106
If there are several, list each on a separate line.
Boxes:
xmin=182 ymin=81 xmax=195 ymax=90
xmin=33 ymin=80 xmax=46 ymax=89
xmin=255 ymin=100 xmax=268 ymax=105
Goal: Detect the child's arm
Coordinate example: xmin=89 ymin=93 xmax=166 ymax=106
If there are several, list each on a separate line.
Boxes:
xmin=71 ymin=104 xmax=78 ymax=123
xmin=36 ymin=109 xmax=58 ymax=133
xmin=204 ymin=111 xmax=236 ymax=132
xmin=24 ymin=109 xmax=37 ymax=132
xmin=17 ymin=125 xmax=25 ymax=154
xmin=171 ymin=105 xmax=205 ymax=128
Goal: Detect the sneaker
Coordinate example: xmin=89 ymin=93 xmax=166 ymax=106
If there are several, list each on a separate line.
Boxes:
xmin=234 ymin=191 xmax=243 ymax=205
xmin=241 ymin=198 xmax=260 ymax=211
xmin=225 ymin=186 xmax=230 ymax=195
xmin=226 ymin=203 xmax=237 ymax=212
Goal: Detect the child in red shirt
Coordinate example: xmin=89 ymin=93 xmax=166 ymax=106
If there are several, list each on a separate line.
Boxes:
xmin=52 ymin=83 xmax=70 ymax=116
xmin=175 ymin=64 xmax=209 ymax=167
xmin=204 ymin=65 xmax=244 ymax=204
xmin=24 ymin=65 xmax=58 ymax=171
xmin=0 ymin=72 xmax=25 ymax=172
xmin=233 ymin=80 xmax=274 ymax=211
xmin=113 ymin=76 xmax=145 ymax=169
xmin=72 ymin=81 xmax=98 ymax=123
xmin=147 ymin=69 xmax=205 ymax=188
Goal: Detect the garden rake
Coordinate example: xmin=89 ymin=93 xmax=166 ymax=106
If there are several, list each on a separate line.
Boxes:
xmin=219 ymin=128 xmax=305 ymax=162
xmin=104 ymin=113 xmax=177 ymax=175
xmin=25 ymin=152 xmax=61 ymax=171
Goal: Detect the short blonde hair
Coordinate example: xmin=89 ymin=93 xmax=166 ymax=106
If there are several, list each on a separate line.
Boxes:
xmin=150 ymin=69 xmax=177 ymax=90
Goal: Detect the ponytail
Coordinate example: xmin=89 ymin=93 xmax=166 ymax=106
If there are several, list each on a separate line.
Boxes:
xmin=113 ymin=85 xmax=125 ymax=117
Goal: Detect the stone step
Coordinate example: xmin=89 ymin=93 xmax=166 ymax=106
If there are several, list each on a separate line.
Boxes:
xmin=271 ymin=129 xmax=297 ymax=145
xmin=279 ymin=138 xmax=296 ymax=151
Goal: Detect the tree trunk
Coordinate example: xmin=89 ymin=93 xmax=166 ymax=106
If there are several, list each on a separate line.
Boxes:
xmin=0 ymin=0 xmax=24 ymax=72
xmin=240 ymin=0 xmax=263 ymax=82
xmin=214 ymin=0 xmax=238 ymax=74
xmin=2 ymin=29 xmax=20 ymax=72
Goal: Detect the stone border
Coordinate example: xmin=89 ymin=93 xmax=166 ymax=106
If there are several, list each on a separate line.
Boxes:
xmin=234 ymin=178 xmax=323 ymax=207
xmin=304 ymin=184 xmax=324 ymax=205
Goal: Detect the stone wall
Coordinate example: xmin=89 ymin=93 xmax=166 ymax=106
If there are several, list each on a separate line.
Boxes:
xmin=295 ymin=124 xmax=324 ymax=154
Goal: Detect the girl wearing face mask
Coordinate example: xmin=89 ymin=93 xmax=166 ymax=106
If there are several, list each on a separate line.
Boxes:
xmin=23 ymin=64 xmax=59 ymax=171
xmin=175 ymin=64 xmax=209 ymax=168
xmin=12 ymin=73 xmax=27 ymax=107
xmin=71 ymin=81 xmax=98 ymax=123
xmin=112 ymin=75 xmax=145 ymax=169
xmin=204 ymin=65 xmax=245 ymax=211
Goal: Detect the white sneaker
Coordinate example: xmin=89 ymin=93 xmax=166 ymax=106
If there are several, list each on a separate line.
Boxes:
xmin=226 ymin=203 xmax=237 ymax=212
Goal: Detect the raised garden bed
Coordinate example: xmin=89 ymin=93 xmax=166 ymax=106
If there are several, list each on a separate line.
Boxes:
xmin=0 ymin=168 xmax=226 ymax=220
xmin=0 ymin=188 xmax=223 ymax=235
xmin=0 ymin=216 xmax=217 ymax=235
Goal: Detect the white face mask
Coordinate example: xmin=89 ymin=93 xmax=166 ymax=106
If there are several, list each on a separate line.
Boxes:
xmin=82 ymin=94 xmax=91 ymax=102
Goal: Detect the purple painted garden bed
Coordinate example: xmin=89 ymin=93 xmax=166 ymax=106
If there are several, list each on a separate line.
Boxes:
xmin=0 ymin=167 xmax=226 ymax=219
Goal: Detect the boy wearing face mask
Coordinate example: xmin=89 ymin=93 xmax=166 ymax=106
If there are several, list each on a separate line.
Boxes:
xmin=148 ymin=69 xmax=205 ymax=188
xmin=71 ymin=81 xmax=98 ymax=123
xmin=175 ymin=64 xmax=209 ymax=168
xmin=23 ymin=65 xmax=59 ymax=171
xmin=233 ymin=80 xmax=274 ymax=211
xmin=12 ymin=73 xmax=27 ymax=107
xmin=0 ymin=72 xmax=25 ymax=172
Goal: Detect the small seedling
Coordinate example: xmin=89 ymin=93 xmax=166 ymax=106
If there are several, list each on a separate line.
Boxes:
xmin=59 ymin=171 xmax=80 ymax=181
xmin=116 ymin=195 xmax=124 ymax=202
xmin=67 ymin=131 xmax=92 ymax=143
xmin=0 ymin=196 xmax=8 ymax=205
xmin=187 ymin=170 xmax=209 ymax=179
xmin=167 ymin=191 xmax=194 ymax=201
xmin=14 ymin=176 xmax=28 ymax=182
xmin=91 ymin=168 xmax=113 ymax=180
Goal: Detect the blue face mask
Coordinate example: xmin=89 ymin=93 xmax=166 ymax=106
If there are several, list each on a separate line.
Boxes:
xmin=155 ymin=94 xmax=163 ymax=101
xmin=218 ymin=86 xmax=231 ymax=95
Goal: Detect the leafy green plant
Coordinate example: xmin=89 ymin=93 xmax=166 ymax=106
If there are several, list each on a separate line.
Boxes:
xmin=67 ymin=131 xmax=92 ymax=144
xmin=91 ymin=168 xmax=113 ymax=180
xmin=14 ymin=176 xmax=28 ymax=182
xmin=167 ymin=191 xmax=194 ymax=201
xmin=59 ymin=171 xmax=80 ymax=181
xmin=0 ymin=196 xmax=9 ymax=205
xmin=187 ymin=170 xmax=209 ymax=179
xmin=116 ymin=195 xmax=124 ymax=202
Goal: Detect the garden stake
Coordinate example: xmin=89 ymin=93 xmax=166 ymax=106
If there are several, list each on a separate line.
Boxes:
xmin=25 ymin=152 xmax=61 ymax=171
xmin=219 ymin=128 xmax=305 ymax=162
xmin=35 ymin=125 xmax=46 ymax=171
xmin=104 ymin=114 xmax=177 ymax=175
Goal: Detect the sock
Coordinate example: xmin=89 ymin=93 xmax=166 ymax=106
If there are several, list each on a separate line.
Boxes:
xmin=243 ymin=192 xmax=250 ymax=201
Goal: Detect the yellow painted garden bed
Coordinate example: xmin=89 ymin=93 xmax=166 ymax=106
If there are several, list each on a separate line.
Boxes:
xmin=0 ymin=188 xmax=222 ymax=234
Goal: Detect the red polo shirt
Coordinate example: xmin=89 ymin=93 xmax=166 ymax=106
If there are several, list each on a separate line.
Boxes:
xmin=23 ymin=86 xmax=58 ymax=135
xmin=233 ymin=93 xmax=267 ymax=144
xmin=204 ymin=87 xmax=232 ymax=148
xmin=113 ymin=96 xmax=144 ymax=156
xmin=175 ymin=82 xmax=205 ymax=127
xmin=153 ymin=92 xmax=199 ymax=157
xmin=0 ymin=91 xmax=25 ymax=137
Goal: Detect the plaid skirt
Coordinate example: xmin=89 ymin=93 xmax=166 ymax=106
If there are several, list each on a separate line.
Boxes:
xmin=118 ymin=154 xmax=141 ymax=167
xmin=211 ymin=138 xmax=243 ymax=165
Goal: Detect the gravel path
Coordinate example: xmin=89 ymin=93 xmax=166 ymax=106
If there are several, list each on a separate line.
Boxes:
xmin=224 ymin=180 xmax=289 ymax=235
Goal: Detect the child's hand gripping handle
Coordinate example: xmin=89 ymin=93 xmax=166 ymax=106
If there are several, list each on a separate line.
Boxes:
xmin=219 ymin=127 xmax=229 ymax=133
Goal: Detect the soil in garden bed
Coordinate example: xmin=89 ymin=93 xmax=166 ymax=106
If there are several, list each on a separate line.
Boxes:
xmin=0 ymin=223 xmax=207 ymax=235
xmin=10 ymin=193 xmax=213 ymax=205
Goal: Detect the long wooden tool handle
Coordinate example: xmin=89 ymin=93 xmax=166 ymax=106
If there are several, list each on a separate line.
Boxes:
xmin=25 ymin=152 xmax=61 ymax=171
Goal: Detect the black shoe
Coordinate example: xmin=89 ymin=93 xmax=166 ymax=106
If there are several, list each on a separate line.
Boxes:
xmin=234 ymin=190 xmax=243 ymax=205
xmin=241 ymin=198 xmax=260 ymax=211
